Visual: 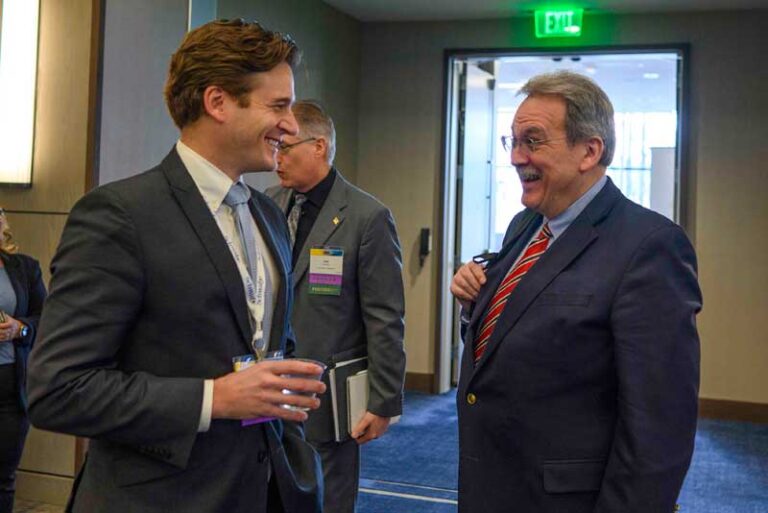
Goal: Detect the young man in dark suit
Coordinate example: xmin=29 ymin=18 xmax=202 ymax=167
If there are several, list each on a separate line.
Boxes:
xmin=451 ymin=71 xmax=702 ymax=513
xmin=28 ymin=20 xmax=325 ymax=513
xmin=266 ymin=101 xmax=406 ymax=513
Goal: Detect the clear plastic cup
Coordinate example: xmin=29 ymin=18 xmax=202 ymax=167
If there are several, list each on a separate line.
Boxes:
xmin=280 ymin=358 xmax=327 ymax=411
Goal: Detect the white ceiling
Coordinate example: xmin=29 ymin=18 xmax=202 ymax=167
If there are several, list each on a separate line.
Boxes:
xmin=488 ymin=52 xmax=679 ymax=112
xmin=322 ymin=0 xmax=768 ymax=22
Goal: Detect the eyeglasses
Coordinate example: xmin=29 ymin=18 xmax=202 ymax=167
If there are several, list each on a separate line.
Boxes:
xmin=278 ymin=137 xmax=317 ymax=154
xmin=500 ymin=135 xmax=566 ymax=154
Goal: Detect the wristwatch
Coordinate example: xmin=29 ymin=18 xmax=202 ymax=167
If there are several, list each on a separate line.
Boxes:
xmin=17 ymin=322 xmax=28 ymax=339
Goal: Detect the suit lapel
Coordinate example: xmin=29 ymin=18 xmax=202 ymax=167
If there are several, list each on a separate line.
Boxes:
xmin=248 ymin=193 xmax=291 ymax=351
xmin=467 ymin=211 xmax=540 ymax=336
xmin=269 ymin=187 xmax=292 ymax=215
xmin=293 ymin=174 xmax=348 ymax=284
xmin=161 ymin=150 xmax=253 ymax=353
xmin=472 ymin=179 xmax=622 ymax=373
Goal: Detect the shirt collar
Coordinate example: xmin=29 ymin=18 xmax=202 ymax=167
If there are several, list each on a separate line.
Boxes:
xmin=176 ymin=140 xmax=239 ymax=212
xmin=546 ymin=175 xmax=607 ymax=241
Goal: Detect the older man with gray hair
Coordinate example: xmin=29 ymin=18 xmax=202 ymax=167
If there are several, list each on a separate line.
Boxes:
xmin=451 ymin=71 xmax=701 ymax=513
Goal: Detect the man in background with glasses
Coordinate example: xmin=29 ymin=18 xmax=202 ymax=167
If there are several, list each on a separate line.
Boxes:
xmin=266 ymin=100 xmax=406 ymax=513
xmin=451 ymin=71 xmax=701 ymax=513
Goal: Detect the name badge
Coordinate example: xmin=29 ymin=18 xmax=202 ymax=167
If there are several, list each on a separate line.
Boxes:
xmin=309 ymin=246 xmax=343 ymax=296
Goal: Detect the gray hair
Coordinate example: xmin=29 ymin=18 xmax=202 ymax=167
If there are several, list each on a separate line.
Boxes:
xmin=292 ymin=100 xmax=336 ymax=165
xmin=520 ymin=71 xmax=615 ymax=167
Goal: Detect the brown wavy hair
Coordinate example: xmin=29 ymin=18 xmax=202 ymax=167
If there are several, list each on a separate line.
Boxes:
xmin=164 ymin=19 xmax=301 ymax=129
xmin=0 ymin=210 xmax=19 ymax=254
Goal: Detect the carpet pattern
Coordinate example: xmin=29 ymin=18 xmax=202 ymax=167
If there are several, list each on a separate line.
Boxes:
xmin=13 ymin=393 xmax=767 ymax=513
xmin=359 ymin=390 xmax=768 ymax=513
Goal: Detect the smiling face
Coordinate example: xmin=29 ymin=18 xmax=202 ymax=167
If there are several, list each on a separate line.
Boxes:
xmin=276 ymin=133 xmax=328 ymax=193
xmin=511 ymin=94 xmax=603 ymax=219
xmin=225 ymin=62 xmax=298 ymax=174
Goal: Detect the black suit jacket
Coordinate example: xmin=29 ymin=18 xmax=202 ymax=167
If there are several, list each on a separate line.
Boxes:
xmin=457 ymin=179 xmax=702 ymax=513
xmin=0 ymin=252 xmax=46 ymax=410
xmin=28 ymin=149 xmax=321 ymax=513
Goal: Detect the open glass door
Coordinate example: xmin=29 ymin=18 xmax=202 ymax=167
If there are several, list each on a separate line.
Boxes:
xmin=438 ymin=47 xmax=687 ymax=392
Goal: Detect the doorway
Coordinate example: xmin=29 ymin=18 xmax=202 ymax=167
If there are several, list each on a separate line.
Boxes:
xmin=436 ymin=47 xmax=689 ymax=392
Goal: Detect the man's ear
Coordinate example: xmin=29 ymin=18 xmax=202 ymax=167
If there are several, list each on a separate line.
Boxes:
xmin=579 ymin=136 xmax=605 ymax=172
xmin=315 ymin=138 xmax=328 ymax=161
xmin=201 ymin=85 xmax=228 ymax=123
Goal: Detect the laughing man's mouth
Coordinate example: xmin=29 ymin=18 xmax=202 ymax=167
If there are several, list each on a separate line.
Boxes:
xmin=266 ymin=137 xmax=281 ymax=149
xmin=517 ymin=166 xmax=541 ymax=183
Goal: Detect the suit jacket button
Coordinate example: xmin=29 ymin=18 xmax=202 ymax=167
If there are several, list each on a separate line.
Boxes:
xmin=467 ymin=393 xmax=477 ymax=405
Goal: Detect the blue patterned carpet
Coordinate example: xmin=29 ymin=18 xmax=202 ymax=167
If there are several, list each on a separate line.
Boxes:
xmin=359 ymin=390 xmax=768 ymax=513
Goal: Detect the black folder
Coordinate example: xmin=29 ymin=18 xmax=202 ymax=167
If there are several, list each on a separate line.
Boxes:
xmin=328 ymin=346 xmax=368 ymax=442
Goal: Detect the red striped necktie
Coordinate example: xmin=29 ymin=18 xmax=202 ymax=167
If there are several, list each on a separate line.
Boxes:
xmin=473 ymin=223 xmax=553 ymax=363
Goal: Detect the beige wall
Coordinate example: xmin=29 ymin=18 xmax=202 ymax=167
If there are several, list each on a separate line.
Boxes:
xmin=97 ymin=0 xmax=188 ymax=185
xmin=357 ymin=10 xmax=768 ymax=402
xmin=98 ymin=0 xmax=361 ymax=188
xmin=219 ymin=0 xmax=361 ymax=189
xmin=0 ymin=0 xmax=98 ymax=503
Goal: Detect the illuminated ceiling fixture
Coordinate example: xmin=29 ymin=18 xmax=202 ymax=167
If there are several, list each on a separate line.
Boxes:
xmin=643 ymin=72 xmax=661 ymax=79
xmin=0 ymin=0 xmax=41 ymax=187
xmin=535 ymin=8 xmax=584 ymax=39
xmin=497 ymin=82 xmax=526 ymax=90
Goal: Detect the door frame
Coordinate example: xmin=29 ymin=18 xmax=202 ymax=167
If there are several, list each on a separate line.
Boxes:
xmin=434 ymin=44 xmax=692 ymax=393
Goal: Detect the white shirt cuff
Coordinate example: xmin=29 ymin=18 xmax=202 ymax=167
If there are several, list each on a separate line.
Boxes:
xmin=198 ymin=379 xmax=213 ymax=432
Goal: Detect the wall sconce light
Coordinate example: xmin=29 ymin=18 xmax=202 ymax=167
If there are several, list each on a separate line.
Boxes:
xmin=0 ymin=0 xmax=40 ymax=187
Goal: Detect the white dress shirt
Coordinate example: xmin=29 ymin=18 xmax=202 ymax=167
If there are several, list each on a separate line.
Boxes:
xmin=176 ymin=140 xmax=280 ymax=431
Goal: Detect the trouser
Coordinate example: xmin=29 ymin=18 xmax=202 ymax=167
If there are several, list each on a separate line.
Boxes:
xmin=0 ymin=364 xmax=29 ymax=513
xmin=311 ymin=438 xmax=360 ymax=513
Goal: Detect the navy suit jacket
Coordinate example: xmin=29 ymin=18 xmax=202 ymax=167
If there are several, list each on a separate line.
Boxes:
xmin=28 ymin=149 xmax=321 ymax=513
xmin=457 ymin=178 xmax=702 ymax=513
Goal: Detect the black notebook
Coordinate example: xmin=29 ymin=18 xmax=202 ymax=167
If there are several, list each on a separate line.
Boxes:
xmin=328 ymin=347 xmax=368 ymax=442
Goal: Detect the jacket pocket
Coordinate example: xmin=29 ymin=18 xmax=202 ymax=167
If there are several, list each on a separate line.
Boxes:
xmin=541 ymin=458 xmax=605 ymax=493
xmin=113 ymin=449 xmax=185 ymax=487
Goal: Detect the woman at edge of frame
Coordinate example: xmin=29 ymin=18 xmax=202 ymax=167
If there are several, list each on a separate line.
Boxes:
xmin=0 ymin=208 xmax=47 ymax=513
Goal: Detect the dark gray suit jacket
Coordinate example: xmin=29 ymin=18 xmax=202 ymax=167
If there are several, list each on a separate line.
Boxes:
xmin=28 ymin=149 xmax=321 ymax=513
xmin=266 ymin=171 xmax=406 ymax=443
xmin=457 ymin=178 xmax=701 ymax=513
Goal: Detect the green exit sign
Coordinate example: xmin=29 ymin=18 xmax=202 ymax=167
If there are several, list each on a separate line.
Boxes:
xmin=535 ymin=9 xmax=584 ymax=38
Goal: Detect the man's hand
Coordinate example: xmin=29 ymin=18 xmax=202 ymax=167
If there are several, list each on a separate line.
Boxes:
xmin=211 ymin=359 xmax=326 ymax=423
xmin=351 ymin=412 xmax=391 ymax=445
xmin=450 ymin=261 xmax=487 ymax=310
